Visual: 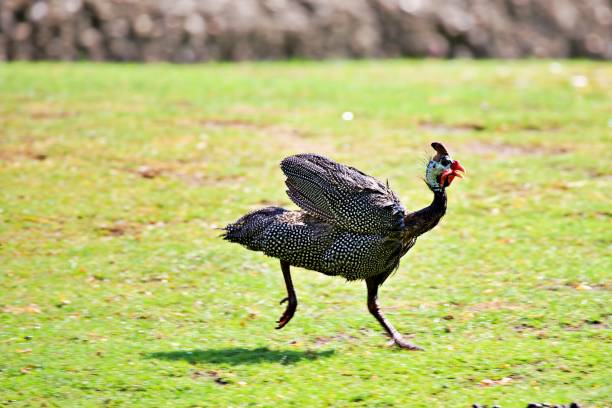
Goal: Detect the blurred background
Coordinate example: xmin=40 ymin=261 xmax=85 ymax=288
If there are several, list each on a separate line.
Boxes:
xmin=1 ymin=0 xmax=611 ymax=62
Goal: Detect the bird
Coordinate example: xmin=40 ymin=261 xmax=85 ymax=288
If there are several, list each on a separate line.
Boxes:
xmin=222 ymin=142 xmax=465 ymax=350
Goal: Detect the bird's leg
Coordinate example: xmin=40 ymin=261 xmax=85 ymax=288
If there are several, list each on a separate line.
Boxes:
xmin=276 ymin=260 xmax=297 ymax=330
xmin=366 ymin=277 xmax=423 ymax=351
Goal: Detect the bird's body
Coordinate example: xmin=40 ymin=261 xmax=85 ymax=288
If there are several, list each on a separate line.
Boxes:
xmin=224 ymin=153 xmax=416 ymax=280
xmin=224 ymin=207 xmax=415 ymax=281
xmin=223 ymin=144 xmax=465 ymax=350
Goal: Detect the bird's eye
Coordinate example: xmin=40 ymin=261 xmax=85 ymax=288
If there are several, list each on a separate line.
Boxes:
xmin=440 ymin=158 xmax=451 ymax=166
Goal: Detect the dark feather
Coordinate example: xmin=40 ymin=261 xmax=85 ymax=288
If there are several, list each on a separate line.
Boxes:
xmin=280 ymin=154 xmax=406 ymax=235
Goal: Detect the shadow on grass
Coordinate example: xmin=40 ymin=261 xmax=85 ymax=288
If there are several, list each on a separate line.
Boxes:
xmin=147 ymin=347 xmax=335 ymax=365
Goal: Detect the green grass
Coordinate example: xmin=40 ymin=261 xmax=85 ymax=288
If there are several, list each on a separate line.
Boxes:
xmin=0 ymin=60 xmax=610 ymax=407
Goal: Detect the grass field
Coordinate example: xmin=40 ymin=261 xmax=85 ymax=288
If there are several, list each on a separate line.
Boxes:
xmin=0 ymin=61 xmax=610 ymax=407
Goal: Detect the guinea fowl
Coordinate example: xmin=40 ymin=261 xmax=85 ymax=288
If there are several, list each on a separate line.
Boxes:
xmin=223 ymin=142 xmax=465 ymax=350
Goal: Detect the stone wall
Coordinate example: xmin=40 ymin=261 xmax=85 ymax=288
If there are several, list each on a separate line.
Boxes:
xmin=1 ymin=0 xmax=610 ymax=61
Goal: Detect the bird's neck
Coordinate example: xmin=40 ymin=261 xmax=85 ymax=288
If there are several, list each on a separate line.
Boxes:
xmin=402 ymin=188 xmax=447 ymax=238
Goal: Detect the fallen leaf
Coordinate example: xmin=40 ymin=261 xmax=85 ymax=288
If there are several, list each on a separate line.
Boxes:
xmin=2 ymin=304 xmax=41 ymax=314
xmin=203 ymin=370 xmax=231 ymax=385
xmin=20 ymin=365 xmax=36 ymax=374
xmin=480 ymin=377 xmax=512 ymax=387
xmin=56 ymin=298 xmax=71 ymax=307
xmin=97 ymin=221 xmax=131 ymax=237
xmin=136 ymin=165 xmax=163 ymax=179
xmin=469 ymin=300 xmax=517 ymax=311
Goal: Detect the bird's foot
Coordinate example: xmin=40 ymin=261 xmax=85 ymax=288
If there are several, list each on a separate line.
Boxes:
xmin=388 ymin=337 xmax=424 ymax=351
xmin=275 ymin=296 xmax=297 ymax=330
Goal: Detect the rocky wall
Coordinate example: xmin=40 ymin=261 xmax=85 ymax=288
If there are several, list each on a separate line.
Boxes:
xmin=0 ymin=0 xmax=610 ymax=61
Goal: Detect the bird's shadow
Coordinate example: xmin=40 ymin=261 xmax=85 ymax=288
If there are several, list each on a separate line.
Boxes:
xmin=147 ymin=347 xmax=335 ymax=366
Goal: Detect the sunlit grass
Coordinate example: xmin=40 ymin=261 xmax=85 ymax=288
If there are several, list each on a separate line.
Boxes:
xmin=0 ymin=60 xmax=610 ymax=407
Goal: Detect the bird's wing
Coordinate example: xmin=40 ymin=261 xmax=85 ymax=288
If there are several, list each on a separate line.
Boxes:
xmin=280 ymin=154 xmax=406 ymax=234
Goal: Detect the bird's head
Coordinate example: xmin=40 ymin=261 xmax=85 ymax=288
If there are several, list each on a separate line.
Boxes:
xmin=425 ymin=142 xmax=466 ymax=191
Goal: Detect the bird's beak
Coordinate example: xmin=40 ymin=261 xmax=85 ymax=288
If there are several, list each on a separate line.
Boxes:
xmin=440 ymin=160 xmax=466 ymax=187
xmin=451 ymin=160 xmax=466 ymax=175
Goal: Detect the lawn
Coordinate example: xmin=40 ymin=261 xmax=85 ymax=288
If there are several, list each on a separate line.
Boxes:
xmin=0 ymin=60 xmax=610 ymax=407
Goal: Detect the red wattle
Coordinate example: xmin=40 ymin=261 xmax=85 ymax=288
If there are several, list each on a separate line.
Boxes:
xmin=440 ymin=169 xmax=453 ymax=187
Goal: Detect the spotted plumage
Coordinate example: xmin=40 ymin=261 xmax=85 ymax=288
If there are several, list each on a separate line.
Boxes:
xmin=222 ymin=143 xmax=465 ymax=350
xmin=224 ymin=154 xmax=412 ymax=281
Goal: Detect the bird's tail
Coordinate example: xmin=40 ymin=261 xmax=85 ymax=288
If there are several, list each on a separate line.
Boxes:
xmin=222 ymin=207 xmax=288 ymax=251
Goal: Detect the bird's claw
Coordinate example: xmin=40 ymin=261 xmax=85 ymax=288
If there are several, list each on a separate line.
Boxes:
xmin=275 ymin=297 xmax=297 ymax=330
xmin=387 ymin=338 xmax=424 ymax=351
